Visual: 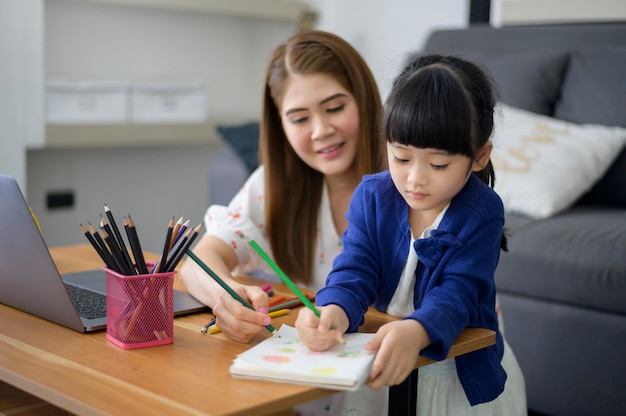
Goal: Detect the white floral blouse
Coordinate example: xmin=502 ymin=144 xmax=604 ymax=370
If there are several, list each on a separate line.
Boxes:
xmin=203 ymin=166 xmax=343 ymax=290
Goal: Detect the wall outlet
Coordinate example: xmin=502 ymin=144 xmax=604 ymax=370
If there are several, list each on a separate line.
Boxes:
xmin=46 ymin=191 xmax=74 ymax=209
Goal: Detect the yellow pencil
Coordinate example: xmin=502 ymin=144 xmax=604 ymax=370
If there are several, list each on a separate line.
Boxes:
xmin=205 ymin=309 xmax=290 ymax=335
xmin=268 ymin=309 xmax=290 ymax=318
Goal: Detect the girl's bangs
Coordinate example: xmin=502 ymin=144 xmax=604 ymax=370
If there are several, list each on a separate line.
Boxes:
xmin=384 ymin=68 xmax=473 ymax=156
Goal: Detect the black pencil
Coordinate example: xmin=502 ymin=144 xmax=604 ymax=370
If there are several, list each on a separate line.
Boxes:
xmin=104 ymin=205 xmax=135 ymax=273
xmin=124 ymin=216 xmax=149 ymax=275
xmin=80 ymin=223 xmax=115 ymax=269
xmin=101 ymin=228 xmax=133 ymax=275
xmin=89 ymin=222 xmax=119 ymax=272
xmin=155 ymin=217 xmax=174 ymax=273
xmin=165 ymin=223 xmax=202 ymax=272
xmin=164 ymin=228 xmax=192 ymax=272
xmin=100 ymin=215 xmax=134 ymax=274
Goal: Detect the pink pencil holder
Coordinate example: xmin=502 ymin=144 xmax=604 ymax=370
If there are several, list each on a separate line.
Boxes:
xmin=104 ymin=264 xmax=175 ymax=349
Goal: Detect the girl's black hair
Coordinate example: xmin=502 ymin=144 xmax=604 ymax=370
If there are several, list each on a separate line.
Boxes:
xmin=384 ymin=54 xmax=498 ymax=186
xmin=384 ymin=54 xmax=508 ymax=251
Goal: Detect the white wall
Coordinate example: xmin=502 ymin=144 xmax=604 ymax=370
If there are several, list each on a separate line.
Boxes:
xmin=27 ymin=144 xmax=220 ymax=253
xmin=0 ymin=0 xmax=44 ymax=192
xmin=302 ymin=0 xmax=468 ymax=98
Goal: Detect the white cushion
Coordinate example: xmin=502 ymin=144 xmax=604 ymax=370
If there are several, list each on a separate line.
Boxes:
xmin=491 ymin=104 xmax=626 ymax=219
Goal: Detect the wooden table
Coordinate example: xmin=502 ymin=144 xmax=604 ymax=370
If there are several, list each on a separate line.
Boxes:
xmin=0 ymin=244 xmax=495 ymax=415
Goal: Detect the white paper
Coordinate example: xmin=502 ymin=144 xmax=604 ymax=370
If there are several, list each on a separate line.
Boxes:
xmin=230 ymin=325 xmax=376 ymax=391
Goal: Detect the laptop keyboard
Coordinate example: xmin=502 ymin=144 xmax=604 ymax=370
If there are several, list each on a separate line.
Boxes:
xmin=64 ymin=284 xmax=107 ymax=320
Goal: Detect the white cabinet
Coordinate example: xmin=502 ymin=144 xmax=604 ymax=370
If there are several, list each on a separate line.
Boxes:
xmin=43 ymin=0 xmax=312 ymax=148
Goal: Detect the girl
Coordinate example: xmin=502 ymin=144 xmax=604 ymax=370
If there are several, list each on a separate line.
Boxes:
xmin=180 ymin=30 xmax=386 ymax=343
xmin=296 ymin=54 xmax=527 ymax=415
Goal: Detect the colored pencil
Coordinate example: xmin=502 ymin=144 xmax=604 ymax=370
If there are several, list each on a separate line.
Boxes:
xmin=164 ymin=227 xmax=192 ymax=271
xmin=268 ymin=295 xmax=315 ymax=313
xmin=262 ymin=284 xmax=274 ymax=297
xmin=268 ymin=295 xmax=286 ymax=307
xmin=200 ymin=316 xmax=216 ymax=333
xmin=248 ymin=240 xmax=317 ymax=312
xmin=169 ymin=216 xmax=184 ymax=251
xmin=248 ymin=239 xmax=344 ymax=343
xmin=207 ymin=325 xmax=222 ymax=335
xmin=164 ymin=223 xmax=202 ymax=272
xmin=186 ymin=249 xmax=278 ymax=336
xmin=174 ymin=219 xmax=190 ymax=244
xmin=203 ymin=309 xmax=289 ymax=335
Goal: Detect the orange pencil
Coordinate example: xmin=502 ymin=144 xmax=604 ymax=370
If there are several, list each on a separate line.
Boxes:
xmin=268 ymin=294 xmax=315 ymax=312
xmin=268 ymin=295 xmax=286 ymax=307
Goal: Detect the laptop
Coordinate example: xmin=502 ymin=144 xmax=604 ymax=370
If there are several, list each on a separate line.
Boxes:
xmin=0 ymin=174 xmax=209 ymax=332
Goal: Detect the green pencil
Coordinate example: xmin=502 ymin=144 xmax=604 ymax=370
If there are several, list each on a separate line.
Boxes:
xmin=186 ymin=249 xmax=279 ymax=336
xmin=248 ymin=239 xmax=344 ymax=344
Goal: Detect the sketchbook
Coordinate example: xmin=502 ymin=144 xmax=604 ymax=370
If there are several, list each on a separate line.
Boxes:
xmin=229 ymin=325 xmax=376 ymax=391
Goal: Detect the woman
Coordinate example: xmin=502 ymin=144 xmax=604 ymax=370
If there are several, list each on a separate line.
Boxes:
xmin=180 ymin=30 xmax=385 ymax=343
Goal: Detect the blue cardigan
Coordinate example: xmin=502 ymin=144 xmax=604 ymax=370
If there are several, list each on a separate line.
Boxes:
xmin=316 ymin=171 xmax=507 ymax=405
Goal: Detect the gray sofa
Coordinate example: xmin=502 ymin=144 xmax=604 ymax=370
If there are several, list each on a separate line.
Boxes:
xmin=209 ymin=23 xmax=626 ymax=416
xmin=424 ymin=23 xmax=626 ymax=416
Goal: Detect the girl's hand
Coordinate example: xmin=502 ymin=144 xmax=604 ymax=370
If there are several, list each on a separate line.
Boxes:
xmin=295 ymin=304 xmax=348 ymax=351
xmin=211 ymin=284 xmax=269 ymax=343
xmin=365 ymin=319 xmax=431 ymax=389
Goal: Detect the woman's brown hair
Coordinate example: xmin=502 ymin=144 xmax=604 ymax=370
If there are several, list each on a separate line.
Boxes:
xmin=260 ymin=30 xmax=385 ymax=285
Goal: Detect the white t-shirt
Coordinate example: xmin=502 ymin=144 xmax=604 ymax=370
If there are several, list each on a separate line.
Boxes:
xmin=387 ymin=203 xmax=450 ymax=317
xmin=203 ymin=165 xmax=343 ymax=290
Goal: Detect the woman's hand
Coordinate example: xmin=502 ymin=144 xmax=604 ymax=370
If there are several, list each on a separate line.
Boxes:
xmin=211 ymin=283 xmax=270 ymax=343
xmin=181 ymin=235 xmax=271 ymax=343
xmin=295 ymin=304 xmax=348 ymax=351
xmin=365 ymin=319 xmax=431 ymax=389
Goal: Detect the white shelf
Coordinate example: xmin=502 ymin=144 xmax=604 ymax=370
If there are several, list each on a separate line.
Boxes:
xmin=68 ymin=0 xmax=311 ymax=22
xmin=44 ymin=122 xmax=223 ymax=148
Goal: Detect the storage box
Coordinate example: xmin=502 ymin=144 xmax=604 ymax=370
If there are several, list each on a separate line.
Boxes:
xmin=131 ymin=81 xmax=207 ymax=123
xmin=105 ymin=265 xmax=175 ymax=349
xmin=46 ymin=80 xmax=130 ymax=124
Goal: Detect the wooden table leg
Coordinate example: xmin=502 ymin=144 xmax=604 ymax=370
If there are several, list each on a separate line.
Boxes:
xmin=388 ymin=368 xmax=418 ymax=415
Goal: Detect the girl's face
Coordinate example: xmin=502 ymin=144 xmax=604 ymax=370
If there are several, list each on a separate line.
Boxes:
xmin=279 ymin=73 xmax=360 ymax=179
xmin=387 ymin=142 xmax=491 ymax=219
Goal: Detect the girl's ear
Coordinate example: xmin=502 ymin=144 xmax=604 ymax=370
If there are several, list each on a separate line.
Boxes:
xmin=472 ymin=141 xmax=493 ymax=172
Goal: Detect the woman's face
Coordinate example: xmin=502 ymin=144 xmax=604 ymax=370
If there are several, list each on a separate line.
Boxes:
xmin=279 ymin=73 xmax=360 ymax=179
